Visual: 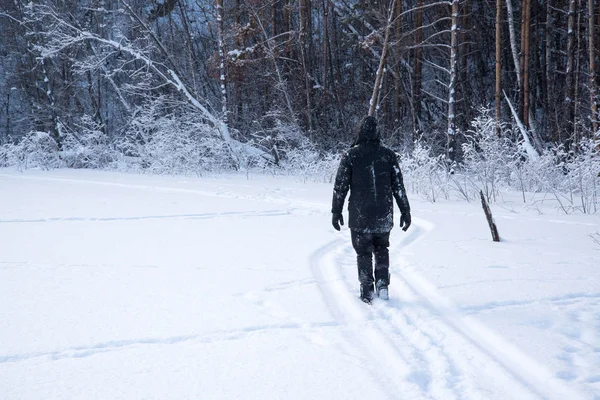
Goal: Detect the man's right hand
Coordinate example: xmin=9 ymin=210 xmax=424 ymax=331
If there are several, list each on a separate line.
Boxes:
xmin=400 ymin=213 xmax=411 ymax=231
xmin=332 ymin=213 xmax=344 ymax=231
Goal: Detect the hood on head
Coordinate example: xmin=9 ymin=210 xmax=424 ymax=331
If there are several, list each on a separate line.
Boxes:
xmin=354 ymin=116 xmax=380 ymax=145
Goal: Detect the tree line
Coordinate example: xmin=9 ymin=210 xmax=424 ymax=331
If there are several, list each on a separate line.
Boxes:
xmin=0 ymin=0 xmax=598 ymax=167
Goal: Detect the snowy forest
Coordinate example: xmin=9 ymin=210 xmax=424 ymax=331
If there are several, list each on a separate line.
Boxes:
xmin=0 ymin=0 xmax=599 ymax=211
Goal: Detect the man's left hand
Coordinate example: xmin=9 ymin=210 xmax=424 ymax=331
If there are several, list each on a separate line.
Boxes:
xmin=400 ymin=213 xmax=411 ymax=231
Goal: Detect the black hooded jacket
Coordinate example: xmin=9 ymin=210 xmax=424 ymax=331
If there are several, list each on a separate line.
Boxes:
xmin=331 ymin=117 xmax=410 ymax=233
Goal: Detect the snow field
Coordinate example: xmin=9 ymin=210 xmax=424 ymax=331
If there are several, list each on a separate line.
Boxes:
xmin=0 ymin=169 xmax=598 ymax=399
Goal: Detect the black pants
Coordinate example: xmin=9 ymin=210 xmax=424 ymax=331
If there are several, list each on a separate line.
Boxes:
xmin=350 ymin=230 xmax=390 ymax=287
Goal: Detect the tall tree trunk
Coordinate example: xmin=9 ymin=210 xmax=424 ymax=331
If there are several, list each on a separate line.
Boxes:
xmin=299 ymin=0 xmax=313 ymax=131
xmin=506 ymin=0 xmax=521 ymax=87
xmin=216 ymin=0 xmax=228 ymax=123
xmin=368 ymin=0 xmax=396 ymax=117
xmin=519 ymin=0 xmax=531 ymax=127
xmin=597 ymin=1 xmax=600 ymax=92
xmin=566 ymin=0 xmax=577 ymax=147
xmin=40 ymin=58 xmax=62 ymax=149
xmin=413 ymin=0 xmax=424 ymax=140
xmin=460 ymin=0 xmax=472 ymax=119
xmin=284 ymin=0 xmax=291 ymax=35
xmin=233 ymin=0 xmax=244 ymax=124
xmin=597 ymin=0 xmax=600 ymax=145
xmin=573 ymin=0 xmax=584 ymax=150
xmin=495 ymin=0 xmax=502 ymax=135
xmin=394 ymin=0 xmax=403 ymax=132
xmin=329 ymin=4 xmax=347 ymax=132
xmin=272 ymin=0 xmax=278 ymax=37
xmin=546 ymin=0 xmax=556 ymax=142
xmin=589 ymin=0 xmax=598 ymax=137
xmin=5 ymin=91 xmax=10 ymax=141
xmin=447 ymin=0 xmax=459 ymax=162
xmin=323 ymin=0 xmax=330 ymax=100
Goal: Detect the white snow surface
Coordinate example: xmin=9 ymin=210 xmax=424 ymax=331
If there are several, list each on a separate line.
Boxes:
xmin=0 ymin=169 xmax=599 ymax=400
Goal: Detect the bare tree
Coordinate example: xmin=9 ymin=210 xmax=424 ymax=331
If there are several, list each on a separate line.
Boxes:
xmin=495 ymin=0 xmax=502 ymax=136
xmin=3 ymin=0 xmax=599 ymax=164
xmin=369 ymin=0 xmax=397 ymax=117
xmin=519 ymin=0 xmax=531 ymax=128
xmin=413 ymin=0 xmax=424 ymax=138
xmin=447 ymin=0 xmax=459 ymax=162
xmin=505 ymin=0 xmax=521 ymax=86
xmin=216 ymin=0 xmax=229 ymax=123
xmin=566 ymin=0 xmax=577 ymax=146
xmin=393 ymin=0 xmax=403 ymax=129
xmin=299 ymin=0 xmax=313 ymax=131
xmin=546 ymin=0 xmax=555 ymax=140
xmin=26 ymin=2 xmax=278 ymax=166
xmin=589 ymin=0 xmax=598 ymax=137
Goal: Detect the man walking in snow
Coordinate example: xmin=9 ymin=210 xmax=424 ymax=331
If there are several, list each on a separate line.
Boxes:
xmin=331 ymin=116 xmax=411 ymax=303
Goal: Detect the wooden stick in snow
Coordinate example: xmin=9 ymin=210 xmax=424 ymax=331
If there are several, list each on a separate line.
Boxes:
xmin=480 ymin=191 xmax=500 ymax=242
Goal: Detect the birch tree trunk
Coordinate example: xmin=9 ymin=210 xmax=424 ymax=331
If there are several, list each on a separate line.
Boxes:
xmin=495 ymin=0 xmax=502 ymax=136
xmin=447 ymin=0 xmax=459 ymax=162
xmin=524 ymin=0 xmax=532 ymax=128
xmin=216 ymin=0 xmax=228 ymax=123
xmin=505 ymin=0 xmax=521 ymax=87
xmin=588 ymin=0 xmax=598 ymax=137
xmin=368 ymin=0 xmax=396 ymax=117
xmin=40 ymin=58 xmax=62 ymax=149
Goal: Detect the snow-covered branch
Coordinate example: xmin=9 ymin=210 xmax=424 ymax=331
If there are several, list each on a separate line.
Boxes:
xmin=503 ymin=91 xmax=540 ymax=161
xmin=24 ymin=2 xmax=272 ymax=166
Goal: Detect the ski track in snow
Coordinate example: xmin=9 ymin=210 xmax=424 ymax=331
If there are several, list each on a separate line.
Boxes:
xmin=0 ymin=322 xmax=341 ymax=364
xmin=309 ymin=219 xmax=588 ymax=400
xmin=0 ymin=209 xmax=293 ymax=224
xmin=0 ymin=173 xmax=295 ymax=208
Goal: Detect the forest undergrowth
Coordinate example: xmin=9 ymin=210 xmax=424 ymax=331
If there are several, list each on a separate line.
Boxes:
xmin=1 ymin=110 xmax=598 ymax=215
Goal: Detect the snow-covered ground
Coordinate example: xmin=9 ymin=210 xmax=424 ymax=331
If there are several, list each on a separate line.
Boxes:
xmin=0 ymin=169 xmax=598 ymax=400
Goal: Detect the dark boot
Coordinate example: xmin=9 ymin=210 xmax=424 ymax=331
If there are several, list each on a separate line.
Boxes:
xmin=375 ymin=278 xmax=389 ymax=300
xmin=357 ymin=255 xmax=374 ymax=284
xmin=360 ymin=283 xmax=375 ymax=303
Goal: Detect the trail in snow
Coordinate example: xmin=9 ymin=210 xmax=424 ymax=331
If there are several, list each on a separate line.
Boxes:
xmin=310 ymin=218 xmax=588 ymax=400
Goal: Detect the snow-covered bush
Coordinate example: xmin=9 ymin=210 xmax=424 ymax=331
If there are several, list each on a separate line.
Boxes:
xmin=6 ymin=131 xmax=63 ymax=170
xmin=0 ymin=144 xmax=10 ymax=167
xmin=61 ymin=116 xmax=119 ymax=169
xmin=283 ymin=145 xmax=341 ymax=183
xmin=245 ymin=112 xmax=339 ymax=182
xmin=570 ymin=140 xmax=600 ymax=214
xmin=399 ymin=143 xmax=446 ymax=202
xmin=115 ymin=100 xmax=232 ymax=176
xmin=531 ymin=140 xmax=600 ymax=214
xmin=0 ymin=104 xmax=596 ymax=214
xmin=144 ymin=120 xmax=226 ymax=175
xmin=311 ymin=151 xmax=341 ymax=184
xmin=461 ymin=110 xmax=516 ymax=202
xmin=398 ymin=110 xmax=520 ymax=204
